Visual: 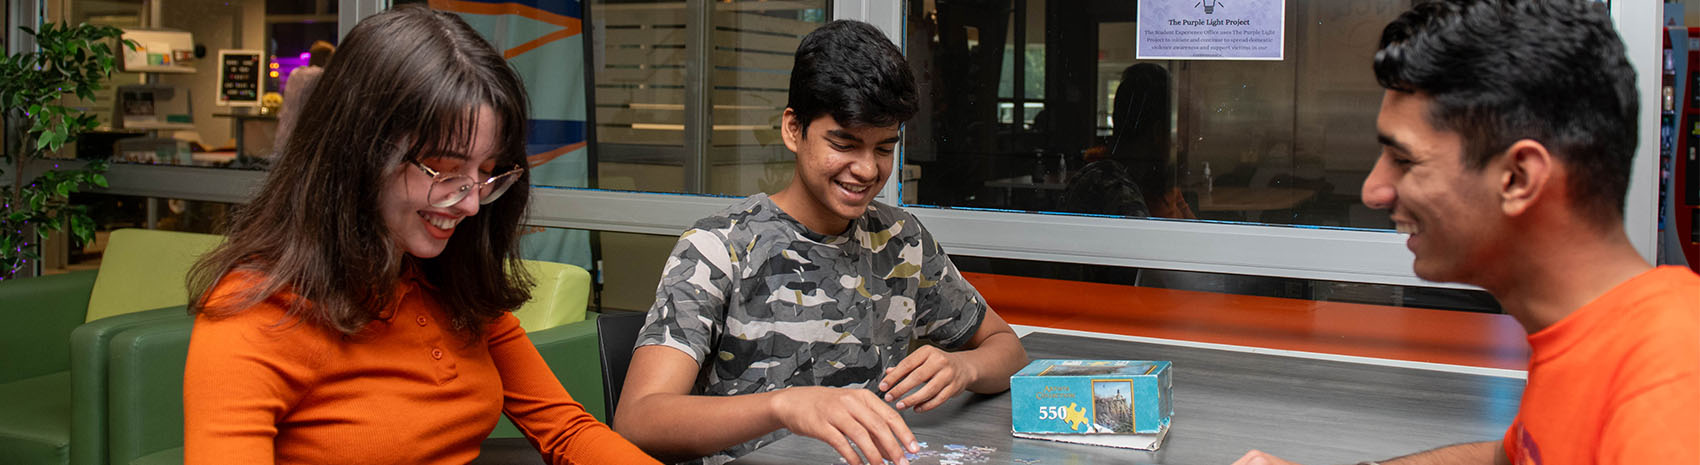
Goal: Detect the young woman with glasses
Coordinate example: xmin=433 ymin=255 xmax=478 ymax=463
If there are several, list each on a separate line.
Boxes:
xmin=181 ymin=6 xmax=658 ymax=464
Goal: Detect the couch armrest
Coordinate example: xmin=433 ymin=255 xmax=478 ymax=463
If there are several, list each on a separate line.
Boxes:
xmin=68 ymin=307 xmax=189 ymax=465
xmin=490 ymin=313 xmax=607 ymax=439
xmin=105 ymin=317 xmax=193 ymax=465
xmin=513 ymin=260 xmax=591 ymax=332
xmin=528 ymin=312 xmax=605 ymax=421
xmin=0 ymin=270 xmax=97 ymax=383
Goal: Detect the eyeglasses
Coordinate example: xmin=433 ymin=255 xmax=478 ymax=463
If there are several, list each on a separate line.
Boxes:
xmin=411 ymin=160 xmax=524 ymax=208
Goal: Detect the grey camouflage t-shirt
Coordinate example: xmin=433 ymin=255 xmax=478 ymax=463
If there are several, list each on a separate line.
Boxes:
xmin=637 ymin=193 xmax=988 ymax=465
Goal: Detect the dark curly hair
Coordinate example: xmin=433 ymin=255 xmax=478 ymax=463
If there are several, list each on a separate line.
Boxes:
xmin=786 ymin=20 xmax=919 ymax=134
xmin=1374 ymin=0 xmax=1637 ymax=224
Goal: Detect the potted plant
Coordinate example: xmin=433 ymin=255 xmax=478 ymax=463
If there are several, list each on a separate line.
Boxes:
xmin=0 ymin=23 xmax=133 ymax=280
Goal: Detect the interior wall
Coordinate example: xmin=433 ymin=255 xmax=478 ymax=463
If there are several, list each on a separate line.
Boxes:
xmin=598 ymin=231 xmax=677 ymax=312
xmin=155 ymin=0 xmax=265 ymax=148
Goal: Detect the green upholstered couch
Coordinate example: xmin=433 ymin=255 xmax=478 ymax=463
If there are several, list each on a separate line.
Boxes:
xmin=0 ymin=229 xmax=223 ymax=465
xmin=0 ymin=228 xmax=603 ymax=465
xmin=106 ymin=310 xmax=608 ymax=465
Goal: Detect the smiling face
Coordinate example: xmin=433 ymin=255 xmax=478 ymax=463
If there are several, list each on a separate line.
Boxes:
xmin=1363 ymin=90 xmax=1508 ymax=284
xmin=773 ymin=110 xmax=900 ymax=235
xmin=379 ymin=106 xmax=502 ymax=259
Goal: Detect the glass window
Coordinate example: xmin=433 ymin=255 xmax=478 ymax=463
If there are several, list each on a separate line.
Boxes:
xmin=590 ymin=0 xmax=827 ymax=195
xmin=903 ymin=0 xmax=1412 ymax=230
xmin=415 ymin=1 xmax=826 ymax=271
xmin=412 ymin=0 xmax=598 ymax=269
xmin=62 ymin=0 xmax=338 ymax=170
xmin=51 ymin=193 xmax=235 ymax=273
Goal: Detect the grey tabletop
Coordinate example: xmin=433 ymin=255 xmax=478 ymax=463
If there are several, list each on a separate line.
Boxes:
xmin=728 ymin=331 xmax=1524 ymax=465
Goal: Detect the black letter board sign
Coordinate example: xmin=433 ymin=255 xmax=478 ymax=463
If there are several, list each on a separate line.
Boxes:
xmin=217 ymin=50 xmax=263 ymax=107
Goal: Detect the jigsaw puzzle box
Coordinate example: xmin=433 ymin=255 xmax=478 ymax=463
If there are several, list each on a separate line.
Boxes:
xmin=1010 ymin=360 xmax=1172 ymax=436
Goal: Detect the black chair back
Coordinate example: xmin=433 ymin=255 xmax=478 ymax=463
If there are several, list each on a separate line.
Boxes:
xmin=597 ymin=311 xmax=648 ymax=426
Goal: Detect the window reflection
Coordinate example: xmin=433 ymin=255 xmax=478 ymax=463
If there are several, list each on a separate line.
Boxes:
xmin=903 ymin=0 xmax=1411 ymax=230
xmin=1060 ymin=63 xmax=1192 ymax=219
xmin=65 ymin=0 xmax=337 ymax=170
xmin=589 ymin=0 xmax=827 ymax=195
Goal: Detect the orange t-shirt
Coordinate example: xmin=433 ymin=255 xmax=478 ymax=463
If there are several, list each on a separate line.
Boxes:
xmin=183 ymin=272 xmax=660 ymax=465
xmin=1503 ymin=266 xmax=1700 ymax=465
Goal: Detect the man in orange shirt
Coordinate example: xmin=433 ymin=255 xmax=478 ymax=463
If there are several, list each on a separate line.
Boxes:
xmin=1234 ymin=1 xmax=1699 ymax=464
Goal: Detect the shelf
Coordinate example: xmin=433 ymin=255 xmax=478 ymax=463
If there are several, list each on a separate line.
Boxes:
xmin=122 ymin=65 xmax=196 ymax=74
xmin=210 ymin=112 xmax=277 ymax=120
xmin=120 ymin=122 xmax=195 ymax=130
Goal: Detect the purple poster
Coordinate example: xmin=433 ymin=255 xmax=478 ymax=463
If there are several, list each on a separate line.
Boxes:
xmin=1137 ymin=0 xmax=1286 ymax=60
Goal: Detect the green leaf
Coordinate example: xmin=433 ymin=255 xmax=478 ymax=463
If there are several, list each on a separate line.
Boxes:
xmin=2 ymin=22 xmax=137 ymax=277
xmin=70 ymin=215 xmax=94 ymax=243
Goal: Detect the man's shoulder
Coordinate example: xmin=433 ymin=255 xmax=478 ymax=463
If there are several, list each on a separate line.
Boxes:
xmin=284 ymin=66 xmax=323 ymax=91
xmin=858 ymin=200 xmax=926 ymax=235
xmin=688 ymin=194 xmax=788 ymax=233
xmin=1643 ymin=266 xmax=1700 ymax=292
xmin=675 ymin=195 xmax=804 ymax=266
xmin=1584 ymin=267 xmax=1700 ymax=366
xmin=1613 ymin=267 xmax=1700 ymax=320
xmin=1633 ymin=268 xmax=1699 ymax=334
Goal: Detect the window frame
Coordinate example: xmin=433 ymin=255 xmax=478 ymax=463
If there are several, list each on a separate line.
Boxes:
xmin=84 ymin=0 xmax=1664 ymax=290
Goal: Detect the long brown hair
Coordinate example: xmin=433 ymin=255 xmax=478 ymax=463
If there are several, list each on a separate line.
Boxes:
xmin=188 ymin=5 xmax=533 ymax=336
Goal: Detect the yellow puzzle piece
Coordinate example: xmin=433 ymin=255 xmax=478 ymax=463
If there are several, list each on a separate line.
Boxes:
xmin=1062 ymin=402 xmax=1090 ymax=431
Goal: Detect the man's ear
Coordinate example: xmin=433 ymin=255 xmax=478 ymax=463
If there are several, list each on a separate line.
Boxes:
xmin=1498 ymin=139 xmax=1553 ymax=217
xmin=781 ymin=108 xmax=803 ymax=154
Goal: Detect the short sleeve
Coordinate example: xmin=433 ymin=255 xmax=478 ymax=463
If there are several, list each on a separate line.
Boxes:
xmin=1599 ymin=282 xmax=1700 ymax=465
xmin=635 ymin=229 xmax=737 ymax=363
xmin=909 ymin=218 xmax=986 ymax=349
xmin=1599 ymin=379 xmax=1700 ymax=464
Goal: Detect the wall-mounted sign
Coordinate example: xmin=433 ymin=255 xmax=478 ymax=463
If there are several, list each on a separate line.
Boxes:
xmin=216 ymin=50 xmax=264 ymax=107
xmin=119 ymin=29 xmax=196 ymax=73
xmin=1137 ymin=0 xmax=1287 ymax=61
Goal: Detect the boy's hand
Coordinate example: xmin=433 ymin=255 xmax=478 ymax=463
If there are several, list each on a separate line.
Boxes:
xmin=879 ymin=345 xmax=978 ymax=412
xmin=771 ymin=386 xmax=919 ymax=465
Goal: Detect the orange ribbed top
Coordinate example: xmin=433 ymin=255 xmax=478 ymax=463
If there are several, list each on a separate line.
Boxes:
xmin=183 ymin=272 xmax=659 ymax=465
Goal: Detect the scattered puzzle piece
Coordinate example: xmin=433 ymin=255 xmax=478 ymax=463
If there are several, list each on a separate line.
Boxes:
xmin=830 ymin=440 xmax=1000 ymax=465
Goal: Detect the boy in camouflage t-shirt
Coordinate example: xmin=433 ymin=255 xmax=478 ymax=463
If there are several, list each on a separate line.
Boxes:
xmin=613 ymin=20 xmax=1029 ymax=465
